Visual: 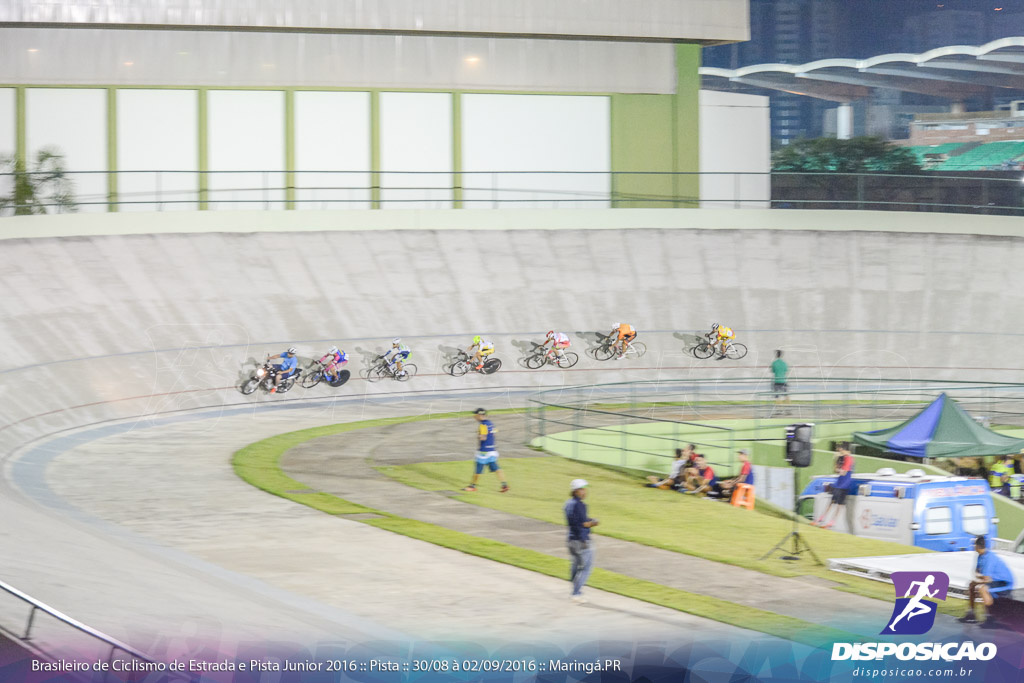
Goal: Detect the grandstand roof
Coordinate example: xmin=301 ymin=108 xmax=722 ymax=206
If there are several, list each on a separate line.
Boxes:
xmin=700 ymin=37 xmax=1024 ymax=103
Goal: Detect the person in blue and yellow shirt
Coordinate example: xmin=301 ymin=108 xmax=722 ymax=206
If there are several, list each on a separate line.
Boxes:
xmin=463 ymin=408 xmax=509 ymax=493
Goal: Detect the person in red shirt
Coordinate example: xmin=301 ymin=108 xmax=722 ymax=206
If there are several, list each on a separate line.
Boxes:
xmin=684 ymin=455 xmax=722 ymax=497
xmin=720 ymin=449 xmax=754 ymax=496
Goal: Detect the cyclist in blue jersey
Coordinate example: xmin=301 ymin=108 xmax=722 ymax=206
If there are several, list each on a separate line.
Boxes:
xmin=380 ymin=338 xmax=411 ymax=377
xmin=266 ymin=347 xmax=299 ymax=393
xmin=463 ymin=408 xmax=509 ymax=493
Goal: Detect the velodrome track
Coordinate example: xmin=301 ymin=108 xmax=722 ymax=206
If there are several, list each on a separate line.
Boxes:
xmin=3 ymin=209 xmax=1024 ymax=656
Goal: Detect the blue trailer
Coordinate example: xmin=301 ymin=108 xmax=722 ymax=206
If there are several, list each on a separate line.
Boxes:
xmin=798 ymin=468 xmax=997 ymax=552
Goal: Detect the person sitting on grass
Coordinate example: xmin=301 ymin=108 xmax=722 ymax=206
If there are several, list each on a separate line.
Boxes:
xmin=679 ymin=444 xmax=700 ymax=479
xmin=719 ymin=449 xmax=754 ymax=497
xmin=959 ymin=535 xmax=1015 ymax=626
xmin=646 ymin=448 xmax=689 ymax=490
xmin=684 ymin=455 xmax=722 ymax=497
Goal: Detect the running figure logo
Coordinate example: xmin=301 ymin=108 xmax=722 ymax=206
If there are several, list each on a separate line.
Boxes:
xmin=881 ymin=571 xmax=949 ymax=635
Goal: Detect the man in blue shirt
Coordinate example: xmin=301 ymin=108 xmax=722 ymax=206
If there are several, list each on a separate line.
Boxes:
xmin=564 ymin=478 xmax=600 ymax=603
xmin=463 ymin=409 xmax=509 ymax=493
xmin=267 ymin=347 xmax=299 ymax=393
xmin=960 ymin=535 xmax=1016 ymax=626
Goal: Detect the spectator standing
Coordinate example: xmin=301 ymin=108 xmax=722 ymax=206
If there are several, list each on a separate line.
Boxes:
xmin=771 ymin=350 xmax=789 ymax=405
xmin=813 ymin=445 xmax=854 ymax=529
xmin=463 ymin=408 xmax=509 ymax=493
xmin=564 ymin=479 xmax=599 ymax=603
xmin=960 ymin=535 xmax=1015 ymax=626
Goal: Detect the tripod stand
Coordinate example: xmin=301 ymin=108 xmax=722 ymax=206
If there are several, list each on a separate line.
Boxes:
xmin=759 ymin=470 xmax=822 ymax=564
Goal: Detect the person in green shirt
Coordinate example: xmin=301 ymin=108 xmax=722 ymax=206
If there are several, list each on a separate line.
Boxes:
xmin=770 ymin=350 xmax=789 ymax=405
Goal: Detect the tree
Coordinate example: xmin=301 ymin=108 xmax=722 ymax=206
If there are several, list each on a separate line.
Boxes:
xmin=772 ymin=136 xmax=921 ymax=174
xmin=0 ymin=148 xmax=77 ymax=216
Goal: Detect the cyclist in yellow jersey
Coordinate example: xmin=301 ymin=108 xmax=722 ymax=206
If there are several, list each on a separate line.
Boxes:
xmin=468 ymin=335 xmax=495 ymax=370
xmin=708 ymin=323 xmax=736 ymax=360
xmin=608 ymin=323 xmax=637 ymax=359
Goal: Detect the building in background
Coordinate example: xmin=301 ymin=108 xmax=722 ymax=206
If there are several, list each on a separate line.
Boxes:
xmin=705 ymin=0 xmax=1024 ymax=145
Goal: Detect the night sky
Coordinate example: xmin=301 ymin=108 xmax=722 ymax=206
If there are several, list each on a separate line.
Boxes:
xmin=845 ymin=0 xmax=1024 ymax=56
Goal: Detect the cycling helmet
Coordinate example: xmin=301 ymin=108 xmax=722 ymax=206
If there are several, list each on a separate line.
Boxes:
xmin=473 ymin=335 xmax=482 ymax=344
xmin=612 ymin=323 xmax=620 ymax=329
xmin=286 ymin=346 xmax=297 ymax=355
xmin=392 ymin=338 xmax=401 ymax=345
xmin=329 ymin=345 xmax=339 ymax=355
xmin=712 ymin=323 xmax=720 ymax=330
xmin=546 ymin=330 xmax=554 ymax=338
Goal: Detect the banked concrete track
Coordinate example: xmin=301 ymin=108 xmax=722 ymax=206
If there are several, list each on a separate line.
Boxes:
xmin=2 ymin=209 xmax=1024 ymax=656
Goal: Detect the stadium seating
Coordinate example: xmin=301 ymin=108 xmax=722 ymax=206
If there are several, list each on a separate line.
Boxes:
xmin=934 ymin=140 xmax=1024 ymax=171
xmin=907 ymin=143 xmax=965 ymax=166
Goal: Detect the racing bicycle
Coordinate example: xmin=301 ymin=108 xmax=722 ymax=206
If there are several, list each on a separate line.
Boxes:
xmin=446 ymin=350 xmax=501 ymax=376
xmin=363 ymin=356 xmax=417 ymax=382
xmin=300 ymin=359 xmax=352 ymax=388
xmin=588 ymin=334 xmax=647 ymax=362
xmin=690 ymin=336 xmax=748 ymax=360
xmin=524 ymin=345 xmax=579 ymax=369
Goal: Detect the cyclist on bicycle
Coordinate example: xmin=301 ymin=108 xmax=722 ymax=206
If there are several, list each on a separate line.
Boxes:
xmin=540 ymin=330 xmax=571 ymax=362
xmin=608 ymin=323 xmax=637 ymax=359
xmin=318 ymin=345 xmax=349 ymax=382
xmin=266 ymin=347 xmax=299 ymax=393
xmin=708 ymin=323 xmax=736 ymax=360
xmin=467 ymin=335 xmax=495 ymax=371
xmin=380 ymin=338 xmax=411 ymax=377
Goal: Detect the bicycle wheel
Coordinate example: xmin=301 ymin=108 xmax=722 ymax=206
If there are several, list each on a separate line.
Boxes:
xmin=726 ymin=343 xmax=748 ymax=360
xmin=524 ymin=353 xmax=546 ymax=370
xmin=301 ymin=369 xmax=323 ymax=389
xmin=448 ymin=361 xmax=469 ymax=377
xmin=397 ymin=364 xmax=417 ymax=381
xmin=628 ymin=341 xmax=647 ymax=359
xmin=366 ymin=364 xmax=387 ymax=383
xmin=240 ymin=378 xmax=259 ymax=395
xmin=328 ymin=369 xmax=351 ymax=387
xmin=482 ymin=358 xmax=502 ymax=374
xmin=592 ymin=344 xmax=617 ymax=361
xmin=691 ymin=343 xmax=715 ymax=360
xmin=554 ymin=351 xmax=579 ymax=368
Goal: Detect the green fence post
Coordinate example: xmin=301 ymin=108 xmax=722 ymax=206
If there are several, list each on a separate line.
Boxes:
xmin=573 ymin=402 xmax=580 ymax=462
xmin=106 ymin=88 xmax=118 ymax=212
xmin=197 ymin=88 xmax=208 ymax=210
xmin=284 ymin=89 xmax=295 ymax=210
xmin=621 ymin=410 xmax=627 ymax=467
xmin=370 ymin=91 xmax=381 ymax=209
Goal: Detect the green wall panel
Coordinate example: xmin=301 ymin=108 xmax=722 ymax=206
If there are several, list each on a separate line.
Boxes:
xmin=610 ymin=94 xmax=675 ymax=208
xmin=609 ymin=44 xmax=701 ymax=208
xmin=674 ymin=44 xmax=701 ymax=207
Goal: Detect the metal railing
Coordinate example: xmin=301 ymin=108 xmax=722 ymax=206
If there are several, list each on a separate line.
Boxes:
xmin=2 ymin=169 xmax=1022 ymax=215
xmin=526 ymin=378 xmax=1024 ymax=474
xmin=0 ymin=578 xmax=186 ymax=680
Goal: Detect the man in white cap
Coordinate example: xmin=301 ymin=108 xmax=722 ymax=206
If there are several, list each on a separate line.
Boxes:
xmin=564 ymin=479 xmax=599 ymax=603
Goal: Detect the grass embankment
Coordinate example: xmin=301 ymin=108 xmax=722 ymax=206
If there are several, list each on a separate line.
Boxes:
xmin=377 ymin=455 xmax=966 ymax=615
xmin=232 ymin=413 xmax=856 ymax=647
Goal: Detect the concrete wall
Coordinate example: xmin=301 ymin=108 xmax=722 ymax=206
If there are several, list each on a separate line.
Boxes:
xmin=4 ymin=208 xmax=1024 ymax=460
xmin=1 ymin=0 xmax=750 ymax=43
